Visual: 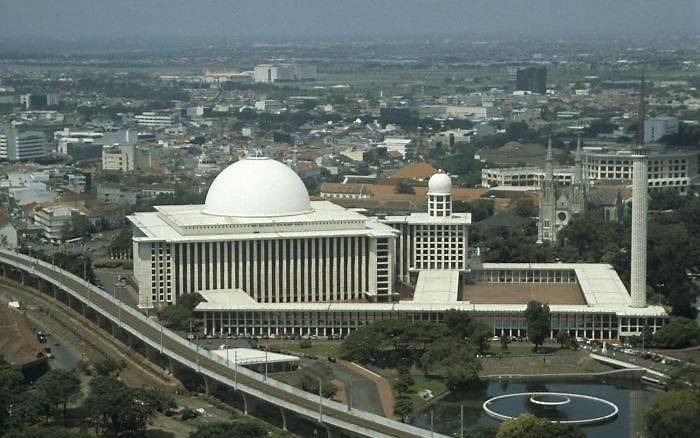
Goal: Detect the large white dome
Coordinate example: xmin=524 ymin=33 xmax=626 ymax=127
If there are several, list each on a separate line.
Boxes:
xmin=428 ymin=170 xmax=452 ymax=195
xmin=202 ymin=157 xmax=313 ymax=217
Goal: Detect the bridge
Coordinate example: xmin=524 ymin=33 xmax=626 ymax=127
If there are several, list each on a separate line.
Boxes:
xmin=0 ymin=250 xmax=448 ymax=438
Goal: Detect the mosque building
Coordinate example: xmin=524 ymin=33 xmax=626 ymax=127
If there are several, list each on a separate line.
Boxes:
xmin=129 ymin=152 xmax=666 ymax=341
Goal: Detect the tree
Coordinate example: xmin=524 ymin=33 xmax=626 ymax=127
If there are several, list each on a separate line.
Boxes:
xmin=83 ymin=376 xmax=160 ymax=435
xmin=524 ymin=301 xmax=550 ymax=350
xmin=394 ymin=366 xmax=415 ymax=394
xmin=464 ymin=424 xmax=499 ymax=438
xmin=643 ymin=390 xmax=700 ymax=438
xmin=340 ymin=325 xmax=385 ymax=363
xmin=500 ymin=335 xmax=509 ymax=352
xmin=0 ymin=358 xmax=23 ymax=430
xmin=649 ymin=317 xmax=700 ymax=349
xmin=467 ymin=319 xmax=492 ymax=354
xmin=190 ymin=421 xmax=267 ymax=438
xmin=514 ymin=198 xmax=535 ymax=217
xmin=393 ymin=392 xmax=414 ymax=422
xmin=34 ymin=369 xmax=82 ymax=417
xmin=555 ymin=330 xmax=571 ymax=349
xmin=293 ymin=363 xmax=337 ymax=399
xmin=93 ymin=357 xmax=127 ymax=376
xmin=394 ymin=179 xmax=416 ymax=194
xmin=495 ymin=413 xmax=584 ymax=438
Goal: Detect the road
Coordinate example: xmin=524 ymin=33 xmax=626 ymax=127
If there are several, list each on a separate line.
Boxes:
xmin=0 ymin=287 xmax=81 ymax=372
xmin=1 ymin=251 xmax=442 ymax=438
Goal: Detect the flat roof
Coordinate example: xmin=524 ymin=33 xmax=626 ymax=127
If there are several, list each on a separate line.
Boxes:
xmin=480 ymin=263 xmax=632 ymax=309
xmin=129 ymin=200 xmax=397 ymax=242
xmin=210 ymin=347 xmax=300 ymax=366
xmin=194 ymin=263 xmax=667 ymax=317
xmin=463 ymin=283 xmax=586 ymax=305
xmin=413 ymin=270 xmax=460 ymax=303
xmin=383 ymin=212 xmax=471 ymax=225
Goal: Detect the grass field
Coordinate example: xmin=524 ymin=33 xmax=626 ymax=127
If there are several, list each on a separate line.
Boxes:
xmin=268 ymin=339 xmax=343 ymax=358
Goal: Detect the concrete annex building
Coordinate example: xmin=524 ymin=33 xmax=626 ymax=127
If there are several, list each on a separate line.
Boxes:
xmin=129 ymin=155 xmax=666 ymax=341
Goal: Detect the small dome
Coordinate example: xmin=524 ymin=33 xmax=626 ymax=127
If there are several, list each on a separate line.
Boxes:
xmin=428 ymin=170 xmax=452 ymax=195
xmin=202 ymin=157 xmax=313 ymax=217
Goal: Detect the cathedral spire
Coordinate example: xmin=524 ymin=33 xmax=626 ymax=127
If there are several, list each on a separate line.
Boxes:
xmin=544 ymin=135 xmax=554 ymax=181
xmin=574 ymin=135 xmax=583 ymax=185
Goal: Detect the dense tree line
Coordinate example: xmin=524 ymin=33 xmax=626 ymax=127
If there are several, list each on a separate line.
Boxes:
xmin=476 ymin=192 xmax=700 ymax=319
xmin=340 ymin=311 xmax=489 ymax=390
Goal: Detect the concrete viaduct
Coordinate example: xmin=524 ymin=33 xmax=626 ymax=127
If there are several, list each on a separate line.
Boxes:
xmin=0 ymin=249 xmax=449 ymax=438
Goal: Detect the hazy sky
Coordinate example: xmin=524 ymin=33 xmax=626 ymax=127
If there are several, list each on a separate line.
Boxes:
xmin=0 ymin=0 xmax=698 ymax=40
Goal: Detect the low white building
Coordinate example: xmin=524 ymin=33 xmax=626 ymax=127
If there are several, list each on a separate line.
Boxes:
xmin=383 ymin=171 xmax=471 ymax=283
xmin=0 ymin=125 xmax=48 ymax=162
xmin=34 ymin=206 xmax=76 ymax=241
xmin=128 ymin=157 xmax=397 ymax=309
xmin=134 ymin=112 xmax=176 ymax=128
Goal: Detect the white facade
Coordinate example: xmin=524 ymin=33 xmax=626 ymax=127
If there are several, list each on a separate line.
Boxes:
xmin=644 ymin=117 xmax=679 ymax=143
xmin=481 ymin=166 xmax=575 ymax=188
xmin=583 ymin=147 xmax=697 ymax=193
xmin=195 ymin=263 xmax=667 ymax=340
xmin=0 ymin=125 xmax=48 ymax=161
xmin=254 ymin=64 xmax=316 ymax=83
xmin=34 ymin=206 xmax=75 ymax=241
xmin=134 ymin=112 xmax=176 ymax=128
xmin=482 ymin=146 xmax=698 ymax=193
xmin=128 ymin=157 xmax=397 ymax=309
xmin=383 ymin=171 xmax=471 ymax=283
xmin=102 ymin=144 xmax=134 ymax=171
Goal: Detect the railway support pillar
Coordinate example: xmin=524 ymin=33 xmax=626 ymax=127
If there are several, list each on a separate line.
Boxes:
xmin=325 ymin=424 xmax=341 ymax=438
xmin=203 ymin=375 xmax=218 ymax=396
xmin=241 ymin=393 xmax=256 ymax=415
xmin=280 ymin=407 xmax=296 ymax=431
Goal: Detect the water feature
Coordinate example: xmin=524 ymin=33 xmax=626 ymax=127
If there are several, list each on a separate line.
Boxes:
xmin=411 ymin=381 xmax=656 ymax=437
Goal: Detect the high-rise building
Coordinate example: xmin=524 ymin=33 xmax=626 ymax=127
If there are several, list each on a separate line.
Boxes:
xmin=516 ymin=66 xmax=547 ymax=94
xmin=0 ymin=125 xmax=48 ymax=161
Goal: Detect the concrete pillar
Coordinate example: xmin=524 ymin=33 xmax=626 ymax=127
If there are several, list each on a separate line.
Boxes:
xmin=630 ymin=146 xmax=648 ymax=308
xmin=280 ymin=407 xmax=287 ymax=431
xmin=325 ymin=424 xmax=341 ymax=438
xmin=203 ymin=376 xmax=218 ymax=396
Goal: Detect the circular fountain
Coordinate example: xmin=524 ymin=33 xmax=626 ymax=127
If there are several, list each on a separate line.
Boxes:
xmin=483 ymin=392 xmax=619 ymax=425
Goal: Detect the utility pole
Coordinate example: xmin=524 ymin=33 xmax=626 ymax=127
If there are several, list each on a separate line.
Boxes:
xmin=234 ymin=350 xmax=238 ymax=390
xmin=160 ymin=321 xmax=164 ymax=353
xmin=348 ymin=376 xmax=353 ymax=411
xmin=430 ymin=410 xmax=434 ymax=438
xmin=460 ymin=405 xmax=464 ymax=438
xmin=318 ymin=378 xmax=324 ymax=423
xmin=264 ymin=349 xmax=268 ymax=381
xmin=189 ymin=318 xmax=193 ymax=343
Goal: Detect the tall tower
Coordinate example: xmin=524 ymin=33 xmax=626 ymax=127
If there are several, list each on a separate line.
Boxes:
xmin=537 ymin=136 xmax=557 ymax=243
xmin=427 ymin=170 xmax=452 ymax=217
xmin=630 ymin=77 xmax=648 ymax=308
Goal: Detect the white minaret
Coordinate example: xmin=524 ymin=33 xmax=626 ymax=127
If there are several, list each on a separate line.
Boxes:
xmin=630 ymin=77 xmax=648 ymax=308
xmin=427 ymin=170 xmax=452 ymax=217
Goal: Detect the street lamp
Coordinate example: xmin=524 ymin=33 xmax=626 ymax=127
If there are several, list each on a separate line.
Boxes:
xmin=318 ymin=377 xmax=323 ymax=423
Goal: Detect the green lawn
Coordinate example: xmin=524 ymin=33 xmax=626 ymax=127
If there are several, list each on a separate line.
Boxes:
xmin=268 ymin=340 xmax=343 ymax=358
xmin=497 ymin=344 xmax=579 ymax=356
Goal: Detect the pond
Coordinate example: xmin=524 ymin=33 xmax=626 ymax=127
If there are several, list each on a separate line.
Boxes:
xmin=411 ymin=380 xmax=657 ymax=437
